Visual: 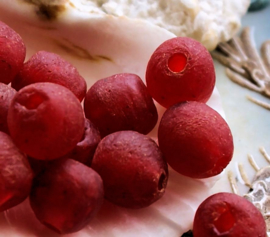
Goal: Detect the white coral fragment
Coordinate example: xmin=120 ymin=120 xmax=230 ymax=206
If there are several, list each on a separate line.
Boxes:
xmin=71 ymin=0 xmax=250 ymax=50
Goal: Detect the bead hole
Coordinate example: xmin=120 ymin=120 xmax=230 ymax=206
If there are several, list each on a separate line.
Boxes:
xmin=158 ymin=173 xmax=167 ymax=191
xmin=213 ymin=203 xmax=235 ymax=234
xmin=19 ymin=92 xmax=46 ymax=110
xmin=168 ymin=53 xmax=187 ymax=73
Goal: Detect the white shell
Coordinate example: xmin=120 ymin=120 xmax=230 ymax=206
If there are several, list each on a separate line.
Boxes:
xmin=244 ymin=167 xmax=270 ymax=235
xmin=0 ymin=1 xmax=227 ymax=237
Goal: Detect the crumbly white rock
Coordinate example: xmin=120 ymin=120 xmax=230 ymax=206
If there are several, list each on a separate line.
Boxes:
xmin=72 ymin=0 xmax=250 ymax=50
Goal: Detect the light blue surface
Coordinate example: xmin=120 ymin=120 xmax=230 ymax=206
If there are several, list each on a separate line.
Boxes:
xmin=212 ymin=5 xmax=270 ymax=195
xmin=242 ymin=4 xmax=270 ymax=47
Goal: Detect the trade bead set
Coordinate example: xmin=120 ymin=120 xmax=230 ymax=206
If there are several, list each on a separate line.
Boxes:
xmin=0 ymin=20 xmax=266 ymax=236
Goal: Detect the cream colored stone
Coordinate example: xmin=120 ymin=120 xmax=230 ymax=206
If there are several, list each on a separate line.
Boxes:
xmin=71 ymin=0 xmax=250 ymax=50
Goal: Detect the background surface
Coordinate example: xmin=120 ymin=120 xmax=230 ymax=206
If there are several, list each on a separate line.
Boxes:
xmin=212 ymin=4 xmax=270 ymax=195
